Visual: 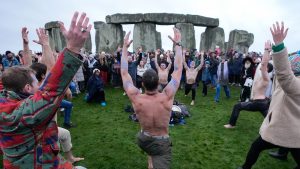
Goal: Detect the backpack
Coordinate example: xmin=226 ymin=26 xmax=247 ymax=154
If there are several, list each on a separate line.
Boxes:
xmin=173 ymin=100 xmax=191 ymax=117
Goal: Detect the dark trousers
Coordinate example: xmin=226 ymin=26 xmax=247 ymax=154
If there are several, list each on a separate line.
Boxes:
xmin=242 ymin=136 xmax=300 ymax=169
xmin=136 ymin=75 xmax=143 ymax=89
xmin=87 ymin=90 xmax=105 ymax=103
xmin=202 ymin=81 xmax=208 ymax=96
xmin=185 ymin=83 xmax=196 ymax=100
xmin=229 ymin=99 xmax=269 ymax=126
xmin=229 ymin=74 xmax=234 ymax=84
xmin=234 ymin=74 xmax=240 ymax=84
xmin=240 ymin=86 xmax=251 ymax=102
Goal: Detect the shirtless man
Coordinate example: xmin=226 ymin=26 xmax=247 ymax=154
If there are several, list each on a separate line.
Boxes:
xmin=154 ymin=50 xmax=172 ymax=92
xmin=224 ymin=40 xmax=273 ymax=128
xmin=120 ymin=28 xmax=182 ymax=169
xmin=183 ymin=52 xmax=204 ymax=105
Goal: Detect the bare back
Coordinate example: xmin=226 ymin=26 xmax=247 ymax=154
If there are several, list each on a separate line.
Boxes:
xmin=131 ymin=93 xmax=173 ymax=136
xmin=252 ymin=76 xmax=269 ymax=100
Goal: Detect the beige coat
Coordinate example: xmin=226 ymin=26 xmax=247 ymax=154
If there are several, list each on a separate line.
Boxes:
xmin=260 ymin=48 xmax=300 ymax=148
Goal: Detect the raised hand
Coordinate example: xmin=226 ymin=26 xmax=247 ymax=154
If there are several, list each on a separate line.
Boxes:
xmin=264 ymin=40 xmax=272 ymax=52
xmin=59 ymin=12 xmax=92 ymax=54
xmin=123 ymin=31 xmax=133 ymax=48
xmin=270 ymin=21 xmax=289 ymax=45
xmin=33 ymin=28 xmax=49 ymax=46
xmin=22 ymin=27 xmax=29 ymax=44
xmin=168 ymin=27 xmax=181 ymax=44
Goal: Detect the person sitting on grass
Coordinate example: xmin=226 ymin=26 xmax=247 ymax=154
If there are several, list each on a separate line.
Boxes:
xmin=85 ymin=68 xmax=106 ymax=106
xmin=183 ymin=51 xmax=204 ymax=105
xmin=224 ymin=40 xmax=273 ymax=129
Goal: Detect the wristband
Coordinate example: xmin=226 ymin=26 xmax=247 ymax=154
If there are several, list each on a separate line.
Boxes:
xmin=272 ymin=42 xmax=285 ymax=53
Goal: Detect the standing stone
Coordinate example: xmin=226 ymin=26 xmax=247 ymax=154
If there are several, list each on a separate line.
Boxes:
xmin=200 ymin=33 xmax=206 ymax=52
xmin=94 ymin=21 xmax=123 ymax=53
xmin=224 ymin=42 xmax=228 ymax=53
xmin=45 ymin=21 xmax=92 ymax=52
xmin=200 ymin=27 xmax=225 ymax=52
xmin=227 ymin=30 xmax=254 ymax=53
xmin=83 ymin=33 xmax=92 ymax=53
xmin=175 ymin=23 xmax=195 ymax=50
xmin=156 ymin=31 xmax=162 ymax=50
xmin=133 ymin=23 xmax=157 ymax=52
xmin=45 ymin=21 xmax=65 ymax=52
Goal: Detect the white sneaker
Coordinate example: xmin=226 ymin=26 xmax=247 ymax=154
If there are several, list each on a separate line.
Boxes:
xmin=139 ymin=88 xmax=143 ymax=93
xmin=123 ymin=92 xmax=126 ymax=96
xmin=190 ymin=101 xmax=195 ymax=106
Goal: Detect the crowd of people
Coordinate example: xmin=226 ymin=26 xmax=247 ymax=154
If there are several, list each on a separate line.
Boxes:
xmin=0 ymin=11 xmax=299 ymax=169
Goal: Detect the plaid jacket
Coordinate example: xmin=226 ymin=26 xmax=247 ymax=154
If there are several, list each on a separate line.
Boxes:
xmin=0 ymin=49 xmax=82 ymax=169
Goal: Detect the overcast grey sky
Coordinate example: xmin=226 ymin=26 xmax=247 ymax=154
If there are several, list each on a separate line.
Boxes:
xmin=0 ymin=0 xmax=299 ymax=54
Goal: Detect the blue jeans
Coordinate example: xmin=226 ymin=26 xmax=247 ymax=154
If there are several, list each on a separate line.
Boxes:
xmin=214 ymin=84 xmax=230 ymax=102
xmin=210 ymin=73 xmax=217 ymax=87
xmin=69 ymin=81 xmax=77 ymax=94
xmin=60 ymin=100 xmax=73 ymax=124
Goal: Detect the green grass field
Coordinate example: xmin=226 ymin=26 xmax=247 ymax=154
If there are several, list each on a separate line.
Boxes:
xmin=1 ymin=85 xmax=296 ymax=168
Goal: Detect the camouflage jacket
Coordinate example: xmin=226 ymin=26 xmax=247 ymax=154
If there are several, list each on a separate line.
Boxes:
xmin=0 ymin=49 xmax=82 ymax=169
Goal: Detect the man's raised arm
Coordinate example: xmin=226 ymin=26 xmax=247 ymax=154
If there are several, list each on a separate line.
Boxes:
xmin=196 ymin=52 xmax=204 ymax=71
xmin=21 ymin=27 xmax=32 ymax=66
xmin=121 ymin=32 xmax=139 ymax=98
xmin=260 ymin=40 xmax=271 ymax=81
xmin=182 ymin=53 xmax=189 ymax=70
xmin=33 ymin=28 xmax=56 ymax=72
xmin=166 ymin=52 xmax=172 ymax=71
xmin=154 ymin=49 xmax=160 ymax=70
xmin=163 ymin=28 xmax=183 ymax=98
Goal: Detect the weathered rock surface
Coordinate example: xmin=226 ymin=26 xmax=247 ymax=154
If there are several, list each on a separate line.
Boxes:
xmin=94 ymin=21 xmax=123 ymax=53
xmin=200 ymin=27 xmax=225 ymax=52
xmin=45 ymin=21 xmax=92 ymax=52
xmin=106 ymin=13 xmax=144 ymax=24
xmin=227 ymin=30 xmax=254 ymax=53
xmin=175 ymin=23 xmax=196 ymax=50
xmin=133 ymin=23 xmax=158 ymax=52
xmin=106 ymin=13 xmax=219 ymax=27
xmin=45 ymin=21 xmax=66 ymax=52
xmin=143 ymin=13 xmax=186 ymax=25
xmin=186 ymin=14 xmax=219 ymax=27
xmin=155 ymin=31 xmax=162 ymax=50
